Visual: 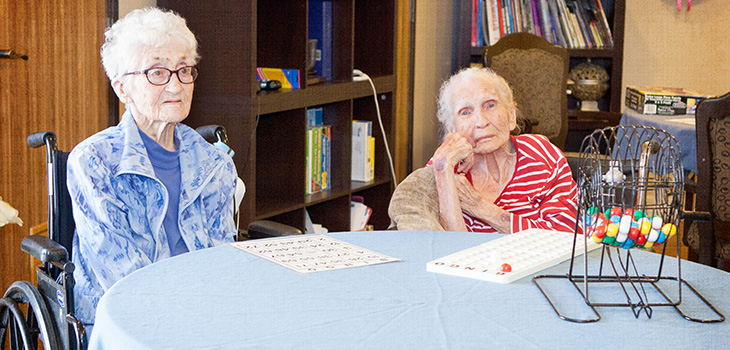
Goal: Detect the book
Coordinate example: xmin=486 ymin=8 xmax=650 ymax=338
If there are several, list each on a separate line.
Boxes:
xmin=569 ymin=0 xmax=594 ymax=48
xmin=576 ymin=0 xmax=601 ymax=47
xmin=548 ymin=0 xmax=569 ymax=47
xmin=350 ymin=200 xmax=372 ymax=231
xmin=485 ymin=0 xmax=501 ymax=45
xmin=256 ymin=68 xmax=300 ymax=89
xmin=530 ymin=0 xmax=542 ymax=37
xmin=306 ymin=128 xmax=314 ymax=194
xmin=557 ymin=0 xmax=581 ymax=48
xmin=352 ymin=120 xmax=374 ymax=182
xmin=497 ymin=0 xmax=505 ymax=37
xmin=314 ymin=126 xmax=322 ymax=192
xmin=504 ymin=0 xmax=513 ymax=35
xmin=305 ymin=121 xmax=331 ymax=194
xmin=477 ymin=0 xmax=485 ymax=46
xmin=307 ymin=107 xmax=323 ymax=128
xmin=320 ymin=125 xmax=331 ymax=190
xmin=472 ymin=0 xmax=479 ymax=46
xmin=587 ymin=0 xmax=613 ymax=48
xmin=537 ymin=0 xmax=553 ymax=44
xmin=308 ymin=0 xmax=332 ymax=81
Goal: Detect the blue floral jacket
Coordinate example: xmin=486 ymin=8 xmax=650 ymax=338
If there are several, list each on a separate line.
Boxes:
xmin=68 ymin=111 xmax=237 ymax=324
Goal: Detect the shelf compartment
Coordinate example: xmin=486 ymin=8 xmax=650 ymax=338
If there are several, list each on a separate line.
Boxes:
xmin=353 ymin=92 xmax=394 ymax=181
xmin=255 ymin=109 xmax=306 ymax=217
xmin=354 ymin=0 xmax=395 ymax=78
xmin=258 ymin=0 xmax=307 ymax=77
xmin=353 ymin=182 xmax=394 ymax=230
xmin=307 ymin=195 xmax=351 ymax=232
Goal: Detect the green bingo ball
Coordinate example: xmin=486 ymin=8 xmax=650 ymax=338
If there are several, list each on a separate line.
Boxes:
xmin=633 ymin=210 xmax=644 ymax=221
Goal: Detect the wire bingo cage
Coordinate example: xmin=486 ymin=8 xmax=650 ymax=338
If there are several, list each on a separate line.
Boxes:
xmin=534 ymin=125 xmax=724 ymax=323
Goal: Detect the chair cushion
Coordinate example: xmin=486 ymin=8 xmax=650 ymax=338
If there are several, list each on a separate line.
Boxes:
xmin=388 ymin=167 xmax=444 ymax=231
xmin=491 ymin=48 xmax=564 ymax=142
xmin=710 ymin=117 xmax=730 ymax=221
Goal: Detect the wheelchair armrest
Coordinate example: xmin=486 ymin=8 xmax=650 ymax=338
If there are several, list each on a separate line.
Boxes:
xmin=246 ymin=220 xmax=302 ymax=239
xmin=21 ymin=234 xmax=68 ymax=264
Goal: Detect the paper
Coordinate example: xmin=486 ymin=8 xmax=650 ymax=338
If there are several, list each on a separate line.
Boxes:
xmin=231 ymin=235 xmax=400 ymax=273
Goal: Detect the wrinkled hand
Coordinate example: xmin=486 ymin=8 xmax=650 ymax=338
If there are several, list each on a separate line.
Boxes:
xmin=432 ymin=133 xmax=474 ymax=173
xmin=455 ymin=175 xmax=484 ymax=218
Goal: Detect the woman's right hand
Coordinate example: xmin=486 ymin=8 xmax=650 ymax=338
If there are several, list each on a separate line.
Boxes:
xmin=432 ymin=132 xmax=474 ymax=173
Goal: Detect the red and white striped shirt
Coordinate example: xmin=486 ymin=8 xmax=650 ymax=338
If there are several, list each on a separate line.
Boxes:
xmin=433 ymin=134 xmax=578 ymax=234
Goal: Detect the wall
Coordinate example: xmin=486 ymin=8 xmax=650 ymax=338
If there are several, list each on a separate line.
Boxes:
xmin=120 ymin=0 xmax=156 ymax=15
xmin=411 ymin=0 xmax=454 ymax=168
xmin=622 ymin=0 xmax=730 ymax=101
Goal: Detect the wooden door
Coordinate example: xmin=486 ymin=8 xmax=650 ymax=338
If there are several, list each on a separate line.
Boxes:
xmin=0 ymin=1 xmax=108 ymax=291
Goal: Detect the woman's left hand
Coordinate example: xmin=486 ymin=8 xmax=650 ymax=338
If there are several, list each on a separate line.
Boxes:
xmin=455 ymin=174 xmax=512 ymax=234
xmin=455 ymin=174 xmax=484 ymax=218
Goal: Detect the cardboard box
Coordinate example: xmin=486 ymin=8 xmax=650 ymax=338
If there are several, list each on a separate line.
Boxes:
xmin=625 ymin=86 xmax=706 ymax=115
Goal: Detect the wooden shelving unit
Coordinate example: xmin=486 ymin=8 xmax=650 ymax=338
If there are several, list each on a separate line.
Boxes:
xmin=156 ymin=0 xmax=398 ymax=232
xmin=453 ymin=0 xmax=625 ymax=151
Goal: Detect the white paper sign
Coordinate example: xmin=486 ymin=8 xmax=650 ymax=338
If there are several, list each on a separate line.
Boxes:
xmin=231 ymin=235 xmax=400 ymax=273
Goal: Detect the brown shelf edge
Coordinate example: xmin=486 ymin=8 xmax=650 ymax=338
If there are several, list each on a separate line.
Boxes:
xmin=568 ymin=110 xmax=622 ymax=130
xmin=471 ymin=45 xmax=617 ymax=59
xmin=351 ymin=176 xmax=392 ymax=192
xmin=255 ymin=202 xmax=305 ymax=221
xmin=305 ymin=189 xmax=351 ymax=206
xmin=256 ymin=75 xmax=396 ymax=115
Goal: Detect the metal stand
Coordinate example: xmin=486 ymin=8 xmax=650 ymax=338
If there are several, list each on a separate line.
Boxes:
xmin=534 ymin=125 xmax=724 ymax=323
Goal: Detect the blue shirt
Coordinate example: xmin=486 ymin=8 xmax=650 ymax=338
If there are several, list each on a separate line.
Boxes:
xmin=138 ymin=130 xmax=188 ymax=256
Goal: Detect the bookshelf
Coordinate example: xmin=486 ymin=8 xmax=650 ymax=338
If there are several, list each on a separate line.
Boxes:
xmin=155 ymin=0 xmax=398 ymax=232
xmin=453 ymin=0 xmax=625 ymax=152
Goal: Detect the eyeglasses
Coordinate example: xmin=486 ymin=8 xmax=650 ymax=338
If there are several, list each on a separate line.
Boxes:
xmin=122 ymin=66 xmax=198 ymax=85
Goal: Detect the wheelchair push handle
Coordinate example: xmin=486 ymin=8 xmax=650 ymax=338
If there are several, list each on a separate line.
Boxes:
xmin=27 ymin=131 xmax=57 ymax=149
xmin=195 ymin=125 xmax=229 ymax=145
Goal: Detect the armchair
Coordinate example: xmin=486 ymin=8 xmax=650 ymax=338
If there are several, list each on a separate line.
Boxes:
xmin=483 ymin=32 xmax=569 ymax=150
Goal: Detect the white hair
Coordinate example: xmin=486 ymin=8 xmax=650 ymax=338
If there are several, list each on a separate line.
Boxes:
xmin=436 ymin=67 xmax=517 ymax=136
xmin=100 ymin=7 xmax=199 ymax=80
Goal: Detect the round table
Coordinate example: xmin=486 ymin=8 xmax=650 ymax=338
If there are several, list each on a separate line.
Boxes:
xmin=89 ymin=230 xmax=730 ymax=349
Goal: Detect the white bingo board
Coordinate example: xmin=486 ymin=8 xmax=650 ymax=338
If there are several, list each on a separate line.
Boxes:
xmin=231 ymin=235 xmax=400 ymax=273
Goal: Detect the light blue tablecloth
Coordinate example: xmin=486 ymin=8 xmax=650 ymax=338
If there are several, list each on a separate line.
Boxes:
xmin=89 ymin=231 xmax=729 ymax=349
xmin=620 ymin=109 xmax=697 ymax=173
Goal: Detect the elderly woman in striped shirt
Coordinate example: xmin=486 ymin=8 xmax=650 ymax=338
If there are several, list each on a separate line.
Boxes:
xmin=430 ymin=67 xmax=577 ymax=233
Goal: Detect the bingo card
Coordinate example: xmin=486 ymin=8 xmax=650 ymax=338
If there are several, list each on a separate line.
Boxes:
xmin=231 ymin=235 xmax=400 ymax=273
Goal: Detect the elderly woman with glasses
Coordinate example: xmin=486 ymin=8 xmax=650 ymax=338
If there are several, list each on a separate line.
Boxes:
xmin=390 ymin=67 xmax=577 ymax=233
xmin=67 ymin=7 xmax=237 ymax=326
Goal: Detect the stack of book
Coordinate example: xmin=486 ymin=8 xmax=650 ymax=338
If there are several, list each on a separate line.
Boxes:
xmin=306 ymin=107 xmax=331 ymax=195
xmin=473 ymin=0 xmax=613 ymax=49
xmin=351 ymin=120 xmax=374 ymax=182
xmin=350 ymin=196 xmax=373 ymax=231
xmin=308 ymin=0 xmax=332 ymax=83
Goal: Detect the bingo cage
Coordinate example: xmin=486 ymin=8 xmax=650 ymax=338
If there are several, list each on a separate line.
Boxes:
xmin=534 ymin=125 xmax=724 ymax=323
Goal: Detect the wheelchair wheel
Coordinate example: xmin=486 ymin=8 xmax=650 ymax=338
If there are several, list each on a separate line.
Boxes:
xmin=3 ymin=281 xmax=60 ymax=350
xmin=0 ymin=297 xmax=33 ymax=349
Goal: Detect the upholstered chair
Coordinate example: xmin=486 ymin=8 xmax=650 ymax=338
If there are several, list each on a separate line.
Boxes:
xmin=684 ymin=92 xmax=730 ymax=271
xmin=388 ymin=167 xmax=444 ymax=231
xmin=484 ymin=32 xmax=569 ymax=150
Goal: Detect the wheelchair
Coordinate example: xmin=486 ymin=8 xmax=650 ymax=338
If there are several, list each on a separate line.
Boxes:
xmin=1 ymin=131 xmax=85 ymax=350
xmin=1 ymin=125 xmax=300 ymax=350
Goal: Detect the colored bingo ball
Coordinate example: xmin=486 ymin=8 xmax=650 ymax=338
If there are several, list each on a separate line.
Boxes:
xmin=587 ymin=207 xmax=674 ymax=250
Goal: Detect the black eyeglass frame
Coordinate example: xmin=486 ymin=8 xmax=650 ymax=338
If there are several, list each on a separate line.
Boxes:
xmin=122 ymin=66 xmax=199 ymax=86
